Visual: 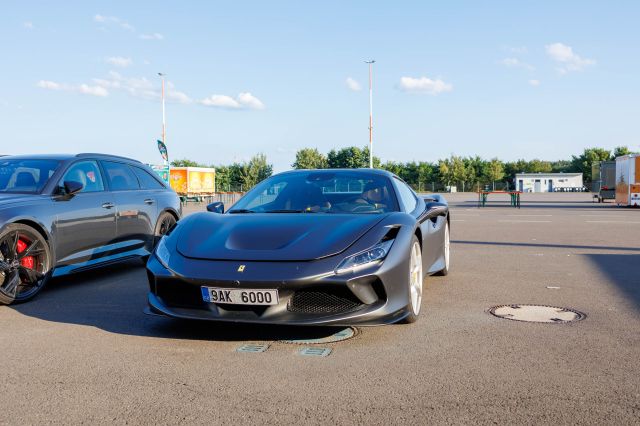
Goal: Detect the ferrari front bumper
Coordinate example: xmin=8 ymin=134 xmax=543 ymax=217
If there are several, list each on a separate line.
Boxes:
xmin=145 ymin=250 xmax=412 ymax=326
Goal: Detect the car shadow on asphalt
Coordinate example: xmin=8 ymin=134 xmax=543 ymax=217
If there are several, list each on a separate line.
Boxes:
xmin=8 ymin=260 xmax=348 ymax=342
xmin=456 ymin=200 xmax=624 ymax=209
xmin=584 ymin=253 xmax=640 ymax=312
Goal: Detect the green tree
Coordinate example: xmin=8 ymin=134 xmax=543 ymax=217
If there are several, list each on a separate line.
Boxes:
xmin=292 ymin=148 xmax=328 ymax=169
xmin=526 ymin=159 xmax=553 ymax=173
xmin=504 ymin=159 xmax=529 ymax=179
xmin=483 ymin=158 xmax=505 ymax=190
xmin=613 ymin=146 xmax=635 ymax=157
xmin=238 ymin=153 xmax=273 ymax=189
xmin=327 ymin=146 xmax=380 ymax=168
xmin=570 ymin=148 xmax=612 ymax=182
xmin=550 ymin=160 xmax=572 ymax=173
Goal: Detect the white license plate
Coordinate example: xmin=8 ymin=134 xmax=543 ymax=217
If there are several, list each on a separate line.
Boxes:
xmin=201 ymin=287 xmax=279 ymax=305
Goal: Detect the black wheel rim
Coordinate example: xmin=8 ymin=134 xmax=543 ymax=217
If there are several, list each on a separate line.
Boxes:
xmin=0 ymin=230 xmax=49 ymax=301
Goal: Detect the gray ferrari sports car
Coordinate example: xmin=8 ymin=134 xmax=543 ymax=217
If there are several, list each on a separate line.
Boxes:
xmin=0 ymin=154 xmax=181 ymax=305
xmin=147 ymin=169 xmax=450 ymax=325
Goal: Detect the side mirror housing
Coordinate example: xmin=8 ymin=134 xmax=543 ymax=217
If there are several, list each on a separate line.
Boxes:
xmin=425 ymin=201 xmax=448 ymax=220
xmin=62 ymin=180 xmax=84 ymax=196
xmin=207 ymin=201 xmax=224 ymax=214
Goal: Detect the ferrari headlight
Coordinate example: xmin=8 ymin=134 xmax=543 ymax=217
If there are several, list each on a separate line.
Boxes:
xmin=335 ymin=240 xmax=394 ymax=274
xmin=155 ymin=236 xmax=172 ymax=269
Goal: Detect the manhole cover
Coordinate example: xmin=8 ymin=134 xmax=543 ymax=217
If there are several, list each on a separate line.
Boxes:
xmin=298 ymin=347 xmax=332 ymax=357
xmin=489 ymin=304 xmax=586 ymax=323
xmin=280 ymin=327 xmax=357 ymax=344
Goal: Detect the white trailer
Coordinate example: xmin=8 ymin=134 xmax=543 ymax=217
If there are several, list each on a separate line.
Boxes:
xmin=615 ymin=154 xmax=640 ymax=207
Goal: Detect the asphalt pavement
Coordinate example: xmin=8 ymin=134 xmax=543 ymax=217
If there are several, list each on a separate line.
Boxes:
xmin=1 ymin=193 xmax=639 ymax=425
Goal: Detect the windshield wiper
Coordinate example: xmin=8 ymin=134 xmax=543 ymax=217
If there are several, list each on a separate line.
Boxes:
xmin=227 ymin=209 xmax=256 ymax=214
xmin=264 ymin=209 xmax=305 ymax=213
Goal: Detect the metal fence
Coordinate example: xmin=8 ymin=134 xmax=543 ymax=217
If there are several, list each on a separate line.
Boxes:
xmin=180 ymin=192 xmax=245 ymax=207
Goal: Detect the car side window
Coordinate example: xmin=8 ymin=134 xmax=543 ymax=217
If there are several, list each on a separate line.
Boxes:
xmin=131 ymin=166 xmax=165 ymax=190
xmin=394 ymin=178 xmax=418 ymax=213
xmin=101 ymin=161 xmax=140 ymax=191
xmin=60 ymin=161 xmax=105 ymax=193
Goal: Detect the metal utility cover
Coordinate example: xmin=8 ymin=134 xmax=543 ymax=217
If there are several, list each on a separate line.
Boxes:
xmin=489 ymin=304 xmax=586 ymax=323
xmin=236 ymin=343 xmax=270 ymax=353
xmin=298 ymin=347 xmax=332 ymax=357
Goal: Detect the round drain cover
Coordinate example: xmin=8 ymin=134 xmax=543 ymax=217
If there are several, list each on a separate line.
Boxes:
xmin=280 ymin=327 xmax=357 ymax=344
xmin=489 ymin=304 xmax=586 ymax=323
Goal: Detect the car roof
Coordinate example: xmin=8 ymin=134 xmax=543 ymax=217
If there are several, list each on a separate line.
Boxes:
xmin=1 ymin=153 xmax=141 ymax=163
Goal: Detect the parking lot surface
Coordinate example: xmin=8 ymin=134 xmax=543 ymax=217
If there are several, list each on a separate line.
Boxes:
xmin=1 ymin=193 xmax=639 ymax=425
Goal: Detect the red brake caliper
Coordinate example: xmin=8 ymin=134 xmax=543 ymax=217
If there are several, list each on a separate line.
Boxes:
xmin=17 ymin=239 xmax=35 ymax=269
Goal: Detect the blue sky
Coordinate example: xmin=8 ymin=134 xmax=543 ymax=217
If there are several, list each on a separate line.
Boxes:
xmin=2 ymin=1 xmax=639 ymax=171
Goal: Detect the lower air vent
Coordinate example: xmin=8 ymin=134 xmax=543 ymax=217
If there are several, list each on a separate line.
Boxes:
xmin=287 ymin=289 xmax=363 ymax=314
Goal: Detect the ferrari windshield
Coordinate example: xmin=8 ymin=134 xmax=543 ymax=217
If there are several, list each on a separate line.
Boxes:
xmin=230 ymin=171 xmax=399 ymax=214
xmin=0 ymin=159 xmax=61 ymax=194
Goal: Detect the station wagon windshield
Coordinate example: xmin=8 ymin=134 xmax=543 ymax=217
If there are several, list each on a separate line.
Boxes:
xmin=0 ymin=159 xmax=61 ymax=194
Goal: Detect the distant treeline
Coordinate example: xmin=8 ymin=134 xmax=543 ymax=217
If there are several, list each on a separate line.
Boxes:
xmin=171 ymin=146 xmax=636 ymax=192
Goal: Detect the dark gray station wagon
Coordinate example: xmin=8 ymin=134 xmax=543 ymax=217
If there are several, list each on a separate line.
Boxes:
xmin=0 ymin=153 xmax=181 ymax=304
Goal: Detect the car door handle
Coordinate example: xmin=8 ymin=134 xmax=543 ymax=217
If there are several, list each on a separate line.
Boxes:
xmin=102 ymin=202 xmax=115 ymax=209
xmin=144 ymin=199 xmax=155 ymax=205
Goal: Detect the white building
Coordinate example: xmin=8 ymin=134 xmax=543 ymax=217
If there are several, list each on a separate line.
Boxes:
xmin=515 ymin=173 xmax=583 ymax=193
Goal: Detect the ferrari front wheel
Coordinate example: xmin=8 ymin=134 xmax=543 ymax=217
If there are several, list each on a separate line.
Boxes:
xmin=402 ymin=235 xmax=423 ymax=324
xmin=435 ymin=222 xmax=450 ymax=276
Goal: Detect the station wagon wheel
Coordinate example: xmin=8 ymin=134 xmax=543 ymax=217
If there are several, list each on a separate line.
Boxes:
xmin=0 ymin=224 xmax=52 ymax=305
xmin=153 ymin=212 xmax=177 ymax=247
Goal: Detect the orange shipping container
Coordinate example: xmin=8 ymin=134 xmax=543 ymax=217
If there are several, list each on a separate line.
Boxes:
xmin=169 ymin=167 xmax=216 ymax=195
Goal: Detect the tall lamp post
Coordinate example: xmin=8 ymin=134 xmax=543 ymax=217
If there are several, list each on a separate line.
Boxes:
xmin=158 ymin=72 xmax=166 ymax=164
xmin=365 ymin=60 xmax=375 ymax=168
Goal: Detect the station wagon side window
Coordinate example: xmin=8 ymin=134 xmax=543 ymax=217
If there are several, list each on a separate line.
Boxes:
xmin=60 ymin=161 xmax=105 ymax=193
xmin=131 ymin=166 xmax=165 ymax=190
xmin=101 ymin=161 xmax=140 ymax=191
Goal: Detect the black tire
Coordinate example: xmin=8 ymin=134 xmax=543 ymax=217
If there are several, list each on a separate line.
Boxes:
xmin=401 ymin=235 xmax=423 ymax=324
xmin=153 ymin=211 xmax=177 ymax=247
xmin=0 ymin=223 xmax=52 ymax=305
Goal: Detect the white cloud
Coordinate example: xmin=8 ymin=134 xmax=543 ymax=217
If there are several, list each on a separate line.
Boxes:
xmin=93 ymin=71 xmax=191 ymax=104
xmin=106 ymin=56 xmax=133 ymax=67
xmin=94 ymin=14 xmax=134 ymax=31
xmin=200 ymin=92 xmax=265 ymax=110
xmin=23 ymin=21 xmax=34 ymax=29
xmin=345 ymin=77 xmax=362 ymax=91
xmin=140 ymin=33 xmax=164 ymax=40
xmin=545 ymin=43 xmax=595 ymax=73
xmin=237 ymin=92 xmax=265 ymax=110
xmin=37 ymin=80 xmax=108 ymax=97
xmin=528 ymin=79 xmax=540 ymax=86
xmin=500 ymin=57 xmax=534 ymax=71
xmin=78 ymin=84 xmax=109 ymax=97
xmin=201 ymin=95 xmax=241 ymax=109
xmin=399 ymin=76 xmax=453 ymax=95
xmin=38 ymin=72 xmax=262 ymax=111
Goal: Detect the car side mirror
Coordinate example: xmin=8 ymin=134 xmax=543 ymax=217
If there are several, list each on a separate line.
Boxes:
xmin=62 ymin=180 xmax=84 ymax=196
xmin=207 ymin=201 xmax=224 ymax=214
xmin=425 ymin=201 xmax=448 ymax=220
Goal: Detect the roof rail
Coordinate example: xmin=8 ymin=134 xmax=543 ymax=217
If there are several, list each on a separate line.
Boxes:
xmin=75 ymin=153 xmax=141 ymax=163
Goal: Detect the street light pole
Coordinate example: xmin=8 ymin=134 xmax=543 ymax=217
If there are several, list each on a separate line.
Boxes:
xmin=365 ymin=60 xmax=375 ymax=168
xmin=158 ymin=72 xmax=166 ymax=162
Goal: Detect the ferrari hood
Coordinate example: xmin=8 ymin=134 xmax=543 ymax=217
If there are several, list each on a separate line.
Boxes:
xmin=176 ymin=213 xmax=387 ymax=261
